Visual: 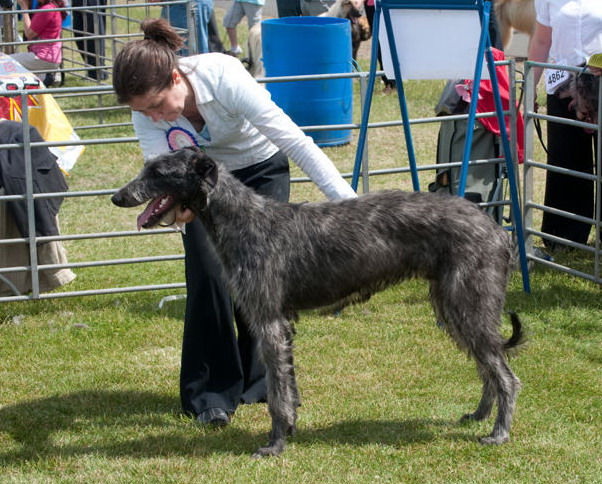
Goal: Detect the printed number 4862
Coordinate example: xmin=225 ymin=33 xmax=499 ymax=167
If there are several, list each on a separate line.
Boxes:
xmin=548 ymin=70 xmax=565 ymax=83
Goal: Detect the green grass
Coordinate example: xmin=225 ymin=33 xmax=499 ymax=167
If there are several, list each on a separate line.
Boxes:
xmin=1 ymin=272 xmax=601 ymax=483
xmin=1 ymin=9 xmax=601 ymax=483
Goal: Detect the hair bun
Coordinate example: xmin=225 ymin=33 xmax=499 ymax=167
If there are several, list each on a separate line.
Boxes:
xmin=140 ymin=18 xmax=184 ymax=52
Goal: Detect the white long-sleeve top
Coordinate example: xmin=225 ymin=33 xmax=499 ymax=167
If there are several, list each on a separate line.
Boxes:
xmin=132 ymin=53 xmax=356 ymax=200
xmin=535 ymin=0 xmax=602 ymax=67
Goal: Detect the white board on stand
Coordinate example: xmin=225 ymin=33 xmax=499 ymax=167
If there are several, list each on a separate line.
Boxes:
xmin=379 ymin=8 xmax=490 ymax=80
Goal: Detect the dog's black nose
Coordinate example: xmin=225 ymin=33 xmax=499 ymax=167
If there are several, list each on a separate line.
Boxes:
xmin=111 ymin=192 xmax=124 ymax=206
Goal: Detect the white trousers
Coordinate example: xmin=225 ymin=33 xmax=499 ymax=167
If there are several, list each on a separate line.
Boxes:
xmin=10 ymin=52 xmax=60 ymax=77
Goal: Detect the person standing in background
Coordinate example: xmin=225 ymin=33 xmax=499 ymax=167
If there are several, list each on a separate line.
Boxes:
xmin=158 ymin=0 xmax=213 ymax=54
xmin=528 ymin=0 xmax=602 ymax=249
xmin=12 ymin=0 xmax=67 ymax=85
xmin=223 ymin=0 xmax=264 ymax=56
xmin=71 ymin=0 xmax=107 ymax=80
xmin=275 ymin=0 xmax=300 ymax=17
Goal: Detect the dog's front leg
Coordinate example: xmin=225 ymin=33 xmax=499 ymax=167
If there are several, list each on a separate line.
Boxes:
xmin=253 ymin=318 xmax=298 ymax=458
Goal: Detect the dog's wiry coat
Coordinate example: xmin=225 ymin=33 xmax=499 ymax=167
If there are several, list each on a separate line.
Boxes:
xmin=112 ymin=147 xmax=524 ymax=457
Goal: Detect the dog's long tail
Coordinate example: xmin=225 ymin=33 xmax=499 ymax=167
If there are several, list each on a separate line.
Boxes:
xmin=503 ymin=311 xmax=526 ymax=356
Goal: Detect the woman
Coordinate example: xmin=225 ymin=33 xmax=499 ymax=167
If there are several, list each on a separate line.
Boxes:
xmin=528 ymin=0 xmax=602 ymax=249
xmin=12 ymin=0 xmax=66 ymax=84
xmin=112 ymin=18 xmax=356 ymax=426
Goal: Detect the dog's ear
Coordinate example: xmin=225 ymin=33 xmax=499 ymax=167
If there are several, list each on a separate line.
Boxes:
xmin=194 ymin=150 xmax=219 ymax=189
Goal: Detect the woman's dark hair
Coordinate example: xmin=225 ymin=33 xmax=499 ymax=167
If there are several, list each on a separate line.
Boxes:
xmin=37 ymin=0 xmax=68 ymax=20
xmin=113 ymin=18 xmax=184 ymax=104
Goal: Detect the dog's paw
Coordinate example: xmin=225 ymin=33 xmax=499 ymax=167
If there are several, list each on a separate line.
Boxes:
xmin=479 ymin=434 xmax=510 ymax=445
xmin=459 ymin=413 xmax=479 ymax=424
xmin=252 ymin=442 xmax=285 ymax=458
xmin=460 ymin=411 xmax=490 ymax=423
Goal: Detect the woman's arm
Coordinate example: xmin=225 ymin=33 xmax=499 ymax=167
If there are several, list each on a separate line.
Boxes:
xmin=17 ymin=0 xmax=39 ymax=39
xmin=527 ymin=21 xmax=553 ymax=87
xmin=215 ymin=55 xmax=357 ymax=199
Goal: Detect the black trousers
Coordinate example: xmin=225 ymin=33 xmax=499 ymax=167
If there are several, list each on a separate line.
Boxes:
xmin=541 ymin=94 xmax=596 ymax=247
xmin=71 ymin=0 xmax=107 ymax=80
xmin=179 ymin=151 xmax=290 ymax=416
xmin=276 ymin=0 xmax=301 ymax=18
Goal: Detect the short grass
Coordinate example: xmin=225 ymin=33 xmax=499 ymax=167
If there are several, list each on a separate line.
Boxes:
xmin=1 ymin=270 xmax=601 ymax=483
xmin=1 ymin=7 xmax=601 ymax=484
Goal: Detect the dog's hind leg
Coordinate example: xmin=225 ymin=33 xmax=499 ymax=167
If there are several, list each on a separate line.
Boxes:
xmin=460 ymin=339 xmax=520 ymax=444
xmin=459 ymin=332 xmax=520 ymax=444
xmin=478 ymin=355 xmax=521 ymax=445
xmin=253 ymin=318 xmax=299 ymax=458
xmin=460 ymin=366 xmax=496 ymax=422
xmin=430 ymin=277 xmax=520 ymax=444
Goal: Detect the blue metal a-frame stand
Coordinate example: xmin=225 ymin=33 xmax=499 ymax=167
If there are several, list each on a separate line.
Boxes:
xmin=352 ymin=0 xmax=531 ymax=292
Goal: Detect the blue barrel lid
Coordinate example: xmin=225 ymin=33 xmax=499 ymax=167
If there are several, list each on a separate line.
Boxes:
xmin=262 ymin=16 xmax=350 ymax=27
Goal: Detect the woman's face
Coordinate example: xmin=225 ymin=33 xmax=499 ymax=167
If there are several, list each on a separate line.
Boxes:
xmin=129 ymin=69 xmax=187 ymax=123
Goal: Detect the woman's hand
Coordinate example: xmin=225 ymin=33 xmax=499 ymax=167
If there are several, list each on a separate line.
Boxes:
xmin=17 ymin=0 xmax=30 ymax=10
xmin=175 ymin=204 xmax=195 ymax=224
xmin=588 ymin=66 xmax=601 ymax=77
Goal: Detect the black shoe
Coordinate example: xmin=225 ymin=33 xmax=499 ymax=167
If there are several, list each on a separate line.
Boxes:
xmin=196 ymin=408 xmax=230 ymax=427
xmin=89 ymin=70 xmax=108 ymax=81
xmin=42 ymin=73 xmax=55 ymax=87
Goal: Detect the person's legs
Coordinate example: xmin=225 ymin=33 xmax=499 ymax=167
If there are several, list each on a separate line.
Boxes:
xmin=161 ymin=3 xmax=188 ymax=54
xmin=223 ymin=1 xmax=245 ymax=53
xmin=276 ymin=0 xmax=301 ymax=17
xmin=163 ymin=0 xmax=212 ymax=54
xmin=192 ymin=0 xmax=213 ymax=54
xmin=226 ymin=28 xmax=239 ymax=51
xmin=180 ymin=152 xmax=290 ymax=421
xmin=207 ymin=10 xmax=225 ymax=52
xmin=10 ymin=52 xmax=58 ymax=74
xmin=71 ymin=0 xmax=107 ymax=80
xmin=244 ymin=2 xmax=262 ymax=30
xmin=180 ymin=220 xmax=245 ymax=417
xmin=230 ymin=151 xmax=291 ymax=403
xmin=541 ymin=94 xmax=595 ymax=248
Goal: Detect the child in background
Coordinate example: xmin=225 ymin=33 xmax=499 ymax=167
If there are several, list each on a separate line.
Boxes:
xmin=223 ymin=0 xmax=263 ymax=56
xmin=12 ymin=0 xmax=67 ymax=85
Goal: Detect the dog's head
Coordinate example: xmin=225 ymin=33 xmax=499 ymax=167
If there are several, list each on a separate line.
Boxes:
xmin=328 ymin=0 xmax=364 ymax=20
xmin=573 ymin=70 xmax=599 ymax=127
xmin=111 ymin=146 xmax=218 ymax=230
xmin=344 ymin=0 xmax=364 ymax=19
xmin=556 ymin=67 xmax=600 ymax=129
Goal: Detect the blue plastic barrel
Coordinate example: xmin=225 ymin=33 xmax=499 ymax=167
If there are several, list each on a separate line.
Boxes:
xmin=261 ymin=17 xmax=353 ymax=147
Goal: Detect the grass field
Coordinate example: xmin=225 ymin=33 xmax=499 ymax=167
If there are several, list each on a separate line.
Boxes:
xmin=1 ymin=7 xmax=601 ymax=483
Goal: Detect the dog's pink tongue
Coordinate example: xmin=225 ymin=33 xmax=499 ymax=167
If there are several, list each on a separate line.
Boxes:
xmin=136 ymin=197 xmax=165 ymax=231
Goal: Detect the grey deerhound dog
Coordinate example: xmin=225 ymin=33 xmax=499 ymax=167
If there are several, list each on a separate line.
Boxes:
xmin=112 ymin=146 xmax=524 ymax=457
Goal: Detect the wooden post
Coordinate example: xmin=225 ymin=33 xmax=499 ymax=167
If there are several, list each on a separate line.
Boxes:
xmin=2 ymin=7 xmax=16 ymax=54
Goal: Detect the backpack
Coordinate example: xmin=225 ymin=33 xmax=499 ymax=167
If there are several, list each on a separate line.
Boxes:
xmin=428 ymin=79 xmax=502 ymax=214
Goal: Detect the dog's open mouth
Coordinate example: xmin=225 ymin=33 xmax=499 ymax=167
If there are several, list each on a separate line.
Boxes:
xmin=137 ymin=194 xmax=177 ymax=230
